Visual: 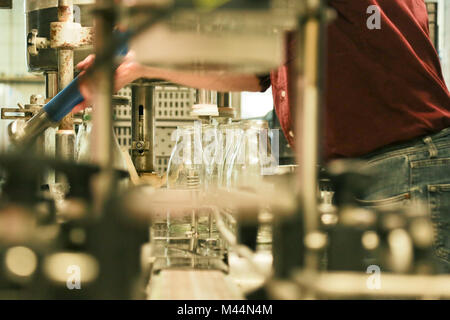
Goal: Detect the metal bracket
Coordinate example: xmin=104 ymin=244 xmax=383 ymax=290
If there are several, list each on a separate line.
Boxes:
xmin=1 ymin=107 xmax=33 ymax=120
xmin=27 ymin=29 xmax=50 ymax=56
xmin=50 ymin=22 xmax=93 ymax=49
xmin=132 ymin=140 xmax=150 ymax=152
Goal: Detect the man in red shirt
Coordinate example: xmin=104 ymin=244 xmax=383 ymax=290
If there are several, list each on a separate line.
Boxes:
xmin=78 ymin=0 xmax=450 ymax=270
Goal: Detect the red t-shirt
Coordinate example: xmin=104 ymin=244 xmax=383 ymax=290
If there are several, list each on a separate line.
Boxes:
xmin=266 ymin=0 xmax=450 ymax=160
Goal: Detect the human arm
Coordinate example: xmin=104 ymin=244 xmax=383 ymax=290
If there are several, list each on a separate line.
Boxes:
xmin=74 ymin=52 xmax=268 ymax=112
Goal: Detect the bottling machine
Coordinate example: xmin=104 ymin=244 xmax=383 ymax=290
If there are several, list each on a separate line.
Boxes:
xmin=0 ymin=0 xmax=449 ymax=300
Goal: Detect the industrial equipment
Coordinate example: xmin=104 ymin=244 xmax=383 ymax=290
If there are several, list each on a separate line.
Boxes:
xmin=0 ymin=0 xmax=449 ymax=301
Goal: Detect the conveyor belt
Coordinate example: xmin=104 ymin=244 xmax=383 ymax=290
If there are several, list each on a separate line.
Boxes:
xmin=147 ymin=269 xmax=244 ymax=300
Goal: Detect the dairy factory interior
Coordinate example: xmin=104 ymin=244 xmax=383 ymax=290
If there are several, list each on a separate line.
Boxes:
xmin=0 ymin=0 xmax=449 ymax=300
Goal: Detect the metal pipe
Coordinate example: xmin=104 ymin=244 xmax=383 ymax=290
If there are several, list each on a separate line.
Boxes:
xmin=57 ymin=0 xmax=74 ymax=131
xmin=45 ymin=71 xmax=58 ymax=100
xmin=91 ymin=0 xmax=116 ymax=212
xmin=55 ymin=129 xmax=76 ymax=161
xmin=216 ymin=92 xmax=236 ymax=120
xmin=131 ymin=83 xmax=155 ymax=174
xmin=55 ymin=0 xmax=76 ymax=182
xmin=196 ymin=89 xmax=217 ymax=105
xmin=295 ymin=0 xmax=327 ymax=271
xmin=44 ymin=71 xmax=58 ymax=184
xmin=217 ymin=92 xmax=232 ymax=108
xmin=194 ymin=89 xmax=218 ymax=121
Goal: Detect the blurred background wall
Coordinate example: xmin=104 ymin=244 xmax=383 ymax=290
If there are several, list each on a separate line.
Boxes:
xmin=0 ymin=0 xmax=45 ymax=151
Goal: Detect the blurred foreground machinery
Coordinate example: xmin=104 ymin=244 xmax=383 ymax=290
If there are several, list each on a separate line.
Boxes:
xmin=0 ymin=153 xmax=147 ymax=299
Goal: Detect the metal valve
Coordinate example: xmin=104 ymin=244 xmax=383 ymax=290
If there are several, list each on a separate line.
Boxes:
xmin=27 ymin=29 xmax=49 ymax=56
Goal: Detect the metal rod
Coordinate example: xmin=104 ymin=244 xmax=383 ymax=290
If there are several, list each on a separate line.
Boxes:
xmin=56 ymin=48 xmax=74 ymax=136
xmin=55 ymin=129 xmax=76 ymax=161
xmin=296 ymin=0 xmax=326 ymax=271
xmin=91 ymin=0 xmax=116 ymax=212
xmin=45 ymin=71 xmax=58 ymax=100
xmin=44 ymin=72 xmax=58 ymax=184
xmin=55 ymin=0 xmax=75 ymax=183
xmin=196 ymin=89 xmax=217 ymax=105
xmin=217 ymin=92 xmax=232 ymax=108
xmin=57 ymin=0 xmax=74 ymax=131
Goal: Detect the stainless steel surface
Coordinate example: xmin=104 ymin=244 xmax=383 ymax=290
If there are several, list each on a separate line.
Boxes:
xmin=2 ymin=94 xmax=56 ymax=184
xmin=131 ymin=83 xmax=155 ymax=174
xmin=195 ymin=89 xmax=217 ymax=105
xmin=45 ymin=71 xmax=58 ymax=99
xmin=217 ymin=92 xmax=232 ymax=108
xmin=8 ymin=108 xmax=55 ymax=146
xmin=217 ymin=92 xmax=236 ymax=119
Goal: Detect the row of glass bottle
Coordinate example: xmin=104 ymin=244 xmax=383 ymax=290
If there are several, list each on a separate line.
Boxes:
xmin=75 ymin=110 xmax=277 ymax=190
xmin=166 ymin=119 xmax=277 ymax=192
xmin=149 ymin=119 xmax=277 ymax=268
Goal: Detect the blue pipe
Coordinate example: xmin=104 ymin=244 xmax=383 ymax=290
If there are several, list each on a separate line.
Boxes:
xmin=43 ymin=76 xmax=84 ymax=122
xmin=43 ymin=32 xmax=130 ymax=123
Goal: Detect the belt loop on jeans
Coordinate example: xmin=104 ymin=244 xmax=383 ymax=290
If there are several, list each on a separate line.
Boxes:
xmin=423 ymin=136 xmax=438 ymax=158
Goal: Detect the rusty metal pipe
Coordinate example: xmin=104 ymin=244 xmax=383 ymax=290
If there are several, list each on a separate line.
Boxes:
xmin=57 ymin=0 xmax=74 ymax=131
xmin=57 ymin=49 xmax=74 ymax=130
xmin=57 ymin=0 xmax=73 ymax=22
xmin=55 ymin=0 xmax=75 ymax=183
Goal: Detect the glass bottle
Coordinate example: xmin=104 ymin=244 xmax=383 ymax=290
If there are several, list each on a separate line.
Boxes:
xmin=201 ymin=123 xmax=219 ymax=191
xmin=226 ymin=120 xmax=276 ymax=191
xmin=75 ymin=108 xmax=93 ymax=163
xmin=164 ymin=123 xmax=203 ymax=259
xmin=221 ymin=123 xmax=243 ymax=189
xmin=166 ymin=123 xmax=203 ymax=189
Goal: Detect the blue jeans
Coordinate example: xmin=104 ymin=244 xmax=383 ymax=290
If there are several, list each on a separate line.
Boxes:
xmin=359 ymin=127 xmax=450 ymax=273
